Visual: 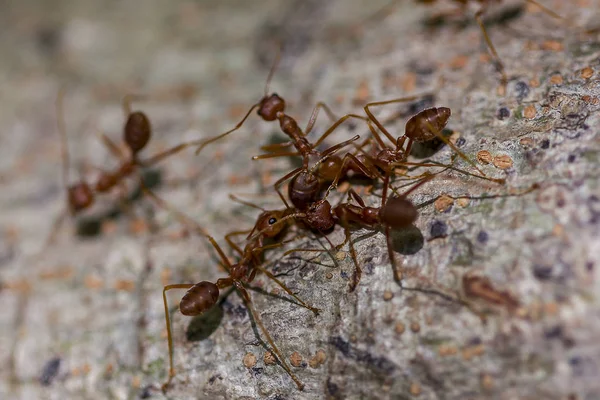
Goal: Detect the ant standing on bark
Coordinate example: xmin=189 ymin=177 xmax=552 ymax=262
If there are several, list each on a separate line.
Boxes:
xmin=50 ymin=90 xmax=202 ymax=243
xmin=193 ymin=51 xmax=377 ymax=210
xmin=145 ymin=190 xmax=319 ymax=392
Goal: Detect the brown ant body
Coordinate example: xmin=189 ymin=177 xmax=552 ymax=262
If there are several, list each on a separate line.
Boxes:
xmin=332 ymin=177 xmax=430 ymax=291
xmin=149 ymin=191 xmax=318 ymax=392
xmin=242 ymin=174 xmax=432 ymax=292
xmin=52 ymin=92 xmax=201 ymax=241
xmin=193 ymin=52 xmax=378 ymax=210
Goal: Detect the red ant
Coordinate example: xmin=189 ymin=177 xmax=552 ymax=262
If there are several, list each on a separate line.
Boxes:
xmin=321 ymin=100 xmax=505 ymax=229
xmin=331 ymin=176 xmax=433 ymax=291
xmin=50 ymin=90 xmax=201 ymax=242
xmin=240 ymin=172 xmax=432 ymax=292
xmin=145 ymin=190 xmax=318 ymax=392
xmin=193 ymin=51 xmax=378 ymax=210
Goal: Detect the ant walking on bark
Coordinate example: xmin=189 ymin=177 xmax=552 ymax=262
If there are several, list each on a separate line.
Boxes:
xmin=49 ymin=90 xmax=202 ymax=243
xmin=145 ymin=190 xmax=319 ymax=392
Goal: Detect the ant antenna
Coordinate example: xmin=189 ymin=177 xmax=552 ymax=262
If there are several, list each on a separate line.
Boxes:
xmin=228 ymin=194 xmax=266 ymax=211
xmin=264 ymin=44 xmax=283 ymax=97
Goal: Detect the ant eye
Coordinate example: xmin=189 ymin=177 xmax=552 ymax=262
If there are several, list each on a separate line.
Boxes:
xmin=268 ymin=217 xmax=277 ymax=225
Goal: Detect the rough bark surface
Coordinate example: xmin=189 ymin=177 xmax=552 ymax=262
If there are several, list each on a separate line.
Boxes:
xmin=1 ymin=1 xmax=599 ymax=399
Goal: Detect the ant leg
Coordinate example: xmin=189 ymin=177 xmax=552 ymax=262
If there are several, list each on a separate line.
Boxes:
xmin=474 ymin=6 xmax=508 ymax=92
xmin=390 ymin=159 xmax=505 ymax=184
xmin=340 ymin=219 xmax=361 ymax=292
xmin=225 ymin=230 xmax=252 ymax=257
xmin=228 ymin=194 xmax=266 ymax=211
xmin=234 ymin=283 xmax=304 ymax=390
xmin=251 ymin=262 xmax=320 ymax=315
xmin=138 ymin=139 xmax=210 ymax=167
xmin=304 ymin=101 xmax=340 ymax=135
xmin=323 ymin=152 xmax=381 ymax=200
xmin=260 ymin=141 xmax=294 ymax=153
xmin=195 ymin=104 xmax=261 ymax=155
xmin=97 ymin=131 xmax=127 ymax=161
xmin=525 ymin=0 xmax=564 ymax=21
xmin=161 ymin=283 xmax=196 ymax=391
xmin=380 ymin=173 xmax=403 ymax=285
xmin=419 ymin=120 xmax=504 ymax=183
xmin=364 ymin=95 xmax=425 ymax=146
xmin=346 ymin=188 xmax=367 ymax=207
xmin=385 ymin=224 xmax=403 ymax=285
xmin=43 ymin=209 xmax=68 ymax=248
xmin=140 ymin=184 xmax=238 ymax=273
xmin=311 ymin=114 xmax=369 ymax=148
xmin=252 ymin=151 xmax=301 ymax=160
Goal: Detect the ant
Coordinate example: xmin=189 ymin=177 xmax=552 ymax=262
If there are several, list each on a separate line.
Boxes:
xmin=241 ymin=171 xmax=432 ymax=292
xmin=322 ymin=100 xmax=505 ymax=220
xmin=332 ymin=175 xmax=433 ymax=291
xmin=193 ymin=50 xmax=379 ymax=210
xmin=50 ymin=90 xmax=201 ymax=243
xmin=145 ymin=190 xmax=319 ymax=392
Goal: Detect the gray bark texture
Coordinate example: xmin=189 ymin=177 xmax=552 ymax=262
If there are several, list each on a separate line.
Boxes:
xmin=1 ymin=0 xmax=600 ymax=399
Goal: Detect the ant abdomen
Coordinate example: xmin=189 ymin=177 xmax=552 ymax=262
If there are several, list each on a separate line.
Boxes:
xmin=68 ymin=182 xmax=94 ymax=213
xmin=378 ymin=196 xmax=418 ymax=229
xmin=258 ymin=94 xmax=286 ymax=121
xmin=124 ymin=111 xmax=151 ymax=154
xmin=405 ymin=107 xmax=451 ymax=143
xmin=318 ymin=156 xmax=343 ymax=182
xmin=289 ymin=171 xmax=320 ymax=210
xmin=179 ymin=281 xmax=220 ymax=316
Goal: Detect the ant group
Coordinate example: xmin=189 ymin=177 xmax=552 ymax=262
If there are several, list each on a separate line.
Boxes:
xmin=137 ymin=43 xmax=529 ymax=392
xmin=50 ymin=19 xmax=547 ymax=389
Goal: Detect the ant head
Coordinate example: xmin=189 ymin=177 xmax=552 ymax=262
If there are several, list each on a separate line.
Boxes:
xmin=305 ymin=200 xmax=335 ymax=232
xmin=379 ymin=196 xmax=418 ymax=229
xmin=68 ymin=182 xmax=94 ymax=213
xmin=124 ymin=111 xmax=151 ymax=154
xmin=254 ymin=209 xmax=288 ymax=238
xmin=289 ymin=171 xmax=320 ymax=210
xmin=258 ymin=94 xmax=285 ymax=121
xmin=180 ymin=281 xmax=219 ymax=316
